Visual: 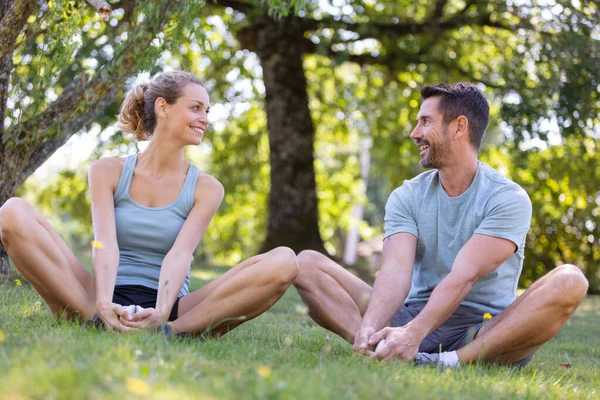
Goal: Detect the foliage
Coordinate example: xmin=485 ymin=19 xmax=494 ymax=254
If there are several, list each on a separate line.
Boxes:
xmin=483 ymin=137 xmax=600 ymax=293
xmin=196 ymin=106 xmax=271 ymax=265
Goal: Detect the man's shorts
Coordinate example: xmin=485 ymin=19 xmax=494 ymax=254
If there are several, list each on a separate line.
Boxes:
xmin=392 ymin=302 xmax=534 ymax=368
xmin=112 ymin=285 xmax=181 ymax=322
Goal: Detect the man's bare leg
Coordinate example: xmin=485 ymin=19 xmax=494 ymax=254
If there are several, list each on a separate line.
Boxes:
xmin=293 ymin=250 xmax=372 ymax=342
xmin=456 ymin=264 xmax=588 ymax=365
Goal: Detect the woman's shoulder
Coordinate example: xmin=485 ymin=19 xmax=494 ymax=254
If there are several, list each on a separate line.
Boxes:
xmin=193 ymin=171 xmax=224 ymax=201
xmin=89 ymin=156 xmax=126 ymax=171
xmin=88 ymin=157 xmax=127 ymax=185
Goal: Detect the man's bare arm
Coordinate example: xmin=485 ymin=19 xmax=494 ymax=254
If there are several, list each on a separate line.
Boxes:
xmin=353 ymin=233 xmax=417 ymax=351
xmin=405 ymin=233 xmax=516 ymax=341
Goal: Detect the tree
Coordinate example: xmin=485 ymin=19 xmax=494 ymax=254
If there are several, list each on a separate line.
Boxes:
xmin=206 ymin=0 xmax=599 ymax=256
xmin=0 ymin=0 xmax=300 ymax=273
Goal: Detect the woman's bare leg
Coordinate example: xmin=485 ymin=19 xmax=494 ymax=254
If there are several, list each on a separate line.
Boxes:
xmin=0 ymin=198 xmax=95 ymax=319
xmin=172 ymin=246 xmax=299 ymax=335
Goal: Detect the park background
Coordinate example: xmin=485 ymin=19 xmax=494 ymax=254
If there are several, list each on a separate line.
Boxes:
xmin=0 ymin=0 xmax=599 ymax=398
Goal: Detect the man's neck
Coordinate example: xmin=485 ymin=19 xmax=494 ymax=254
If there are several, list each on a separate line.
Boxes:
xmin=437 ymin=157 xmax=479 ymax=198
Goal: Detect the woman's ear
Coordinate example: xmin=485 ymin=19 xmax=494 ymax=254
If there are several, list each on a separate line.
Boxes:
xmin=155 ymin=97 xmax=168 ymax=119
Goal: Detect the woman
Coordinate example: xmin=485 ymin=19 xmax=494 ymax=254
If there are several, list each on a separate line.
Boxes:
xmin=0 ymin=71 xmax=298 ymax=335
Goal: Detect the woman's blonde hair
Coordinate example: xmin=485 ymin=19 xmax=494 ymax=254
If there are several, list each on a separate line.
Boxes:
xmin=118 ymin=71 xmax=205 ymax=140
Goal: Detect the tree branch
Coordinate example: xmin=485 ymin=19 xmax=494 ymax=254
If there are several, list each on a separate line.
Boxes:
xmin=431 ymin=59 xmax=508 ymax=89
xmin=0 ymin=0 xmax=36 ymax=58
xmin=3 ymin=1 xmax=179 ymax=148
xmin=431 ymin=0 xmax=448 ymax=22
xmin=299 ymin=5 xmax=514 ymax=42
xmin=18 ymin=85 xmax=120 ymax=182
xmin=322 ymin=41 xmax=510 ymax=91
xmin=213 ymin=0 xmax=257 ymax=14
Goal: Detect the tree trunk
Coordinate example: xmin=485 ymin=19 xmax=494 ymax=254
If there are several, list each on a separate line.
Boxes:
xmin=0 ymin=145 xmax=30 ymax=275
xmin=0 ymin=0 xmax=15 ymax=275
xmin=253 ymin=16 xmax=326 ymax=254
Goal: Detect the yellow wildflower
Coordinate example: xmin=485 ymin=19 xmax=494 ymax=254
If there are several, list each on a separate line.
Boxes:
xmin=295 ymin=305 xmax=308 ymax=316
xmin=15 ymin=279 xmax=21 ymax=286
xmin=0 ymin=330 xmax=5 ymax=342
xmin=125 ymin=377 xmax=150 ymax=395
xmin=256 ymin=365 xmax=272 ymax=378
xmin=483 ymin=312 xmax=492 ymax=321
xmin=90 ymin=240 xmax=104 ymax=249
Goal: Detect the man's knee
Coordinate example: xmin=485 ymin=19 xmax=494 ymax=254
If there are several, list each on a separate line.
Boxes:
xmin=297 ymin=250 xmax=327 ymax=269
xmin=295 ymin=250 xmax=327 ymax=286
xmin=0 ymin=197 xmax=32 ymax=242
xmin=549 ymin=264 xmax=588 ymax=309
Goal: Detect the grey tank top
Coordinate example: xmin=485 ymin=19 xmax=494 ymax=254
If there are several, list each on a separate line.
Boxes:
xmin=114 ymin=154 xmax=199 ymax=297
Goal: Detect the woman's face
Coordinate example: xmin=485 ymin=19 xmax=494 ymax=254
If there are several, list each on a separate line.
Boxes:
xmin=161 ymin=83 xmax=211 ymax=146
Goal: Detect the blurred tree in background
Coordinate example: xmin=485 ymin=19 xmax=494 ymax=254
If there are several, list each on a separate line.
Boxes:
xmin=2 ymin=0 xmax=599 ymax=292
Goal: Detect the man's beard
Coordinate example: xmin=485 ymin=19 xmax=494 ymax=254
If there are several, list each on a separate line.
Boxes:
xmin=420 ymin=131 xmax=451 ymax=169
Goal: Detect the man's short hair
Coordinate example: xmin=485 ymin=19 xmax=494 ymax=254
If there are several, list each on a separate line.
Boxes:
xmin=421 ymin=83 xmax=490 ymax=150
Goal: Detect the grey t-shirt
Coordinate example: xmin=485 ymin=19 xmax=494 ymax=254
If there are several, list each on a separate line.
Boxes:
xmin=384 ymin=161 xmax=532 ymax=314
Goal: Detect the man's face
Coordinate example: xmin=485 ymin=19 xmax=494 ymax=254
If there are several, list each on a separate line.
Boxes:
xmin=409 ymin=96 xmax=452 ymax=169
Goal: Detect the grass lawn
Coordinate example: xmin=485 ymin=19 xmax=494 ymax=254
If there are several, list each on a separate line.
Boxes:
xmin=1 ymin=266 xmax=599 ymax=400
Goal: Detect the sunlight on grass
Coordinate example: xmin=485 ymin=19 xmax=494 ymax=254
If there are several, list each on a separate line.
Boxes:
xmin=1 ymin=279 xmax=599 ymax=399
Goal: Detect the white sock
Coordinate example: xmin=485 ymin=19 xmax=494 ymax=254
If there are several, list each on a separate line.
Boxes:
xmin=439 ymin=351 xmax=460 ymax=368
xmin=123 ymin=305 xmax=145 ymax=318
xmin=375 ymin=339 xmax=386 ymax=352
xmin=124 ymin=305 xmax=136 ymax=318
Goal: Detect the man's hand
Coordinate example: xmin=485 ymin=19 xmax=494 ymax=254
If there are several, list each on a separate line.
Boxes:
xmin=367 ymin=326 xmax=422 ymax=362
xmin=120 ymin=307 xmax=167 ymax=331
xmin=353 ymin=326 xmax=377 ymax=354
xmin=96 ymin=301 xmax=136 ymax=333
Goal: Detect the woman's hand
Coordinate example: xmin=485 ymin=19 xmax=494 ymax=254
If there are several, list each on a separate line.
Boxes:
xmin=120 ymin=307 xmax=168 ymax=331
xmin=96 ymin=301 xmax=137 ymax=333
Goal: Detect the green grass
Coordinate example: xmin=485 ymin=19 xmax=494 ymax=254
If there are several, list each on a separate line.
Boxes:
xmin=1 ymin=271 xmax=599 ymax=400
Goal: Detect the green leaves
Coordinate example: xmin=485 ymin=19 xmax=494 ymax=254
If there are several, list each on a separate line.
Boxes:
xmin=482 ymin=137 xmax=600 ymax=293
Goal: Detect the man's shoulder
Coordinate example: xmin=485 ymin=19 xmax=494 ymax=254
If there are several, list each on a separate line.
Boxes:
xmin=478 ymin=163 xmax=531 ymax=209
xmin=386 ymin=170 xmax=436 ymax=212
xmin=392 ymin=169 xmax=437 ymax=195
xmin=479 ymin=163 xmax=527 ymax=194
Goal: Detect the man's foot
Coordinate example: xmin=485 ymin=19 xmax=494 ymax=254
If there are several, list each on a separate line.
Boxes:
xmin=414 ymin=351 xmax=460 ymax=368
xmin=156 ymin=323 xmax=192 ymax=338
xmin=87 ymin=313 xmax=105 ymax=329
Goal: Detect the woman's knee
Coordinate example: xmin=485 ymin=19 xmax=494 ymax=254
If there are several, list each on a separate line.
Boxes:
xmin=0 ymin=197 xmax=33 ymax=242
xmin=266 ymin=246 xmax=299 ymax=284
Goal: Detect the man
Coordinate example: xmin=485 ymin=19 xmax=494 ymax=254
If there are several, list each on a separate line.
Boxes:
xmin=293 ymin=82 xmax=588 ymax=368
